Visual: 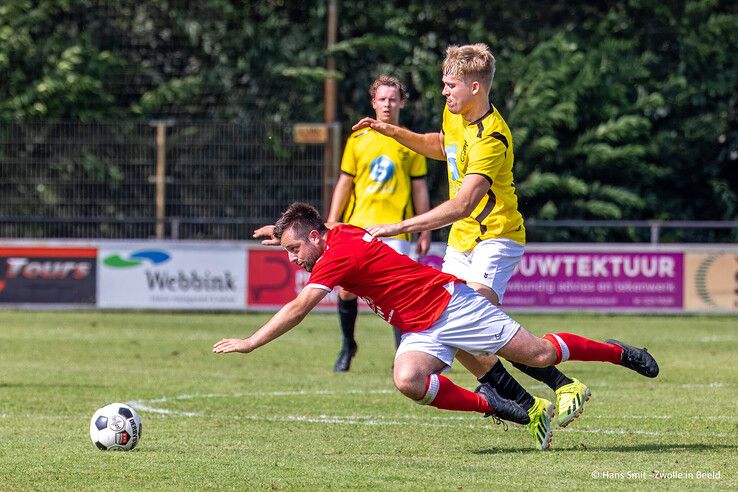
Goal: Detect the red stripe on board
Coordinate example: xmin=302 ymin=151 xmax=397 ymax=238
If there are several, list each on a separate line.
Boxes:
xmin=0 ymin=247 xmax=97 ymax=258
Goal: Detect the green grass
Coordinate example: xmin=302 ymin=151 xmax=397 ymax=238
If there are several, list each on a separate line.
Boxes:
xmin=0 ymin=310 xmax=736 ymax=491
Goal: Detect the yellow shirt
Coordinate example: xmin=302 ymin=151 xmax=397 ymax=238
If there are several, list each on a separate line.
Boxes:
xmin=442 ymin=104 xmax=525 ymax=251
xmin=340 ymin=128 xmax=427 ymax=241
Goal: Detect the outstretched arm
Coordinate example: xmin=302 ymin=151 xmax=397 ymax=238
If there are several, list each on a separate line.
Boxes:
xmin=253 ymin=222 xmax=338 ymax=246
xmin=212 ymin=287 xmax=329 ymax=354
xmin=366 ymin=174 xmax=491 ymax=237
xmin=352 ymin=118 xmax=445 ymax=161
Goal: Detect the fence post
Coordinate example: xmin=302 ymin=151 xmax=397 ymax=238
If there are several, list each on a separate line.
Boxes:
xmin=649 ymin=220 xmax=661 ymax=244
xmin=171 ymin=218 xmax=180 ymax=240
xmin=150 ymin=120 xmax=174 ymax=239
xmin=322 ymin=0 xmax=338 ymax=217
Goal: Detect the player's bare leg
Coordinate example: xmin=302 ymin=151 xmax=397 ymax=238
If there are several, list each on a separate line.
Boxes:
xmin=393 ymin=351 xmax=528 ymax=424
xmin=462 ymin=281 xmax=585 ymax=432
xmin=496 ymin=328 xmax=659 ymax=378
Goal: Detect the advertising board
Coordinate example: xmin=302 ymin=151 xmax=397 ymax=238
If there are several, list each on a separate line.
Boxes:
xmin=98 ymin=243 xmax=246 ymax=310
xmin=0 ymin=247 xmax=96 ymax=304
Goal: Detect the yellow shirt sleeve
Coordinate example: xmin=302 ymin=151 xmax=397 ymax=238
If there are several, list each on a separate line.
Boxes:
xmin=466 ymin=138 xmax=506 ymax=182
xmin=409 ymin=152 xmax=427 ymax=178
xmin=340 ymin=136 xmax=357 ymax=176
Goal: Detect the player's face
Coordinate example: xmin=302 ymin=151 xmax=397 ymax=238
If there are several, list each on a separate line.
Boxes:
xmin=280 ymin=228 xmax=323 ymax=272
xmin=442 ymin=75 xmax=476 ymax=117
xmin=372 ymin=85 xmax=405 ymax=125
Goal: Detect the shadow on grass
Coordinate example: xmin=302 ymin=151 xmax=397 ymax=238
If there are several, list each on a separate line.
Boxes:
xmin=473 ymin=443 xmax=738 ymax=455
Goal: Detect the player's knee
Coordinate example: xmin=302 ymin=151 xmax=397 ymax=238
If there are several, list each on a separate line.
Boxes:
xmin=527 ymin=343 xmax=557 ymax=367
xmin=393 ymin=367 xmax=426 ymax=400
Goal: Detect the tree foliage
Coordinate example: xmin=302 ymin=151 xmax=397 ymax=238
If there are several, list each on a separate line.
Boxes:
xmin=0 ymin=0 xmax=735 ymax=241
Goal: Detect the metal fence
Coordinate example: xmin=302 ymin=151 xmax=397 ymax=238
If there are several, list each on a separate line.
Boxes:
xmin=524 ymin=219 xmax=738 ymax=244
xmin=1 ymin=121 xmax=736 ymax=243
xmin=0 ymin=121 xmax=325 ymax=239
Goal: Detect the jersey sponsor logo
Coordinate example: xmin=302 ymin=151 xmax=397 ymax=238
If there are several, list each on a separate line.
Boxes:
xmin=361 ymin=295 xmax=393 ymax=323
xmin=460 ymin=141 xmax=468 ymax=163
xmin=445 ymin=144 xmax=460 ymax=181
xmin=369 ymin=156 xmax=395 ymax=184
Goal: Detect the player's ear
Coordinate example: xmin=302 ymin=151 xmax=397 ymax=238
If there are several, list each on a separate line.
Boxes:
xmin=308 ymin=229 xmax=321 ymax=244
xmin=470 ymin=81 xmax=480 ymax=95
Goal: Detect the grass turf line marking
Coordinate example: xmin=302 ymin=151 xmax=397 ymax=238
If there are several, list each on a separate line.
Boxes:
xmin=123 ymin=407 xmax=735 ymax=438
xmin=524 ymin=382 xmax=729 ymax=390
xmin=127 ymin=391 xmax=738 ymax=429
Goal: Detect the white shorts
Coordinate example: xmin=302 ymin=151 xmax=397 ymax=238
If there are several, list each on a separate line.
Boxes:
xmin=441 ymin=238 xmax=525 ymax=303
xmin=380 ymin=237 xmax=413 ymax=256
xmin=394 ymin=282 xmax=521 ymax=368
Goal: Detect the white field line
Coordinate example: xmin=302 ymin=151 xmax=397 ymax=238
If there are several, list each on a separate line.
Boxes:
xmin=697 ymin=336 xmax=737 ymax=342
xmin=526 ymin=382 xmax=728 ymax=390
xmin=125 ymin=389 xmax=738 ymax=439
xmin=679 ymin=382 xmax=725 ymax=389
xmin=123 ymin=407 xmax=731 ymax=438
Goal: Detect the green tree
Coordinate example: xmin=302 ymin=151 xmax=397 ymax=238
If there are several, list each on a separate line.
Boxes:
xmin=0 ymin=0 xmax=735 ymax=241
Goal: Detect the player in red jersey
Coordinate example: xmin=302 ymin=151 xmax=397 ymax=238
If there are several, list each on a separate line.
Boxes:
xmin=214 ymin=203 xmax=659 ymax=427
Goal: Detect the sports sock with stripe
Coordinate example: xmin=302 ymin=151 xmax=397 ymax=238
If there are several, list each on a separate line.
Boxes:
xmin=544 ymin=332 xmax=624 ymax=364
xmin=417 ymin=374 xmax=492 ymax=414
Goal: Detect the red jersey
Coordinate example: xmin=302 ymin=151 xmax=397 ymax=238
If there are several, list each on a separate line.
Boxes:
xmin=306 ymin=224 xmax=461 ymax=332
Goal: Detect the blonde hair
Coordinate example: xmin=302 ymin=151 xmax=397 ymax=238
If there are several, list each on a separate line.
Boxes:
xmin=368 ymin=75 xmax=408 ymax=102
xmin=442 ymin=43 xmax=495 ymax=94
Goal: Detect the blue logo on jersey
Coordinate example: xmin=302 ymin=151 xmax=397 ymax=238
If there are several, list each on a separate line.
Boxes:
xmin=369 ymin=156 xmax=395 ymax=183
xmin=445 ymin=144 xmax=460 ymax=180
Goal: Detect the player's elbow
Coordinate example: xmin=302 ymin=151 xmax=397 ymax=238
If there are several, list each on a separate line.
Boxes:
xmin=452 ymin=196 xmax=478 ymax=218
xmin=285 ymin=299 xmax=312 ymax=323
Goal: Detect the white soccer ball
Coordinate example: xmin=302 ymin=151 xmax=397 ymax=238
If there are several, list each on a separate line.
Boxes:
xmin=89 ymin=403 xmax=142 ymax=451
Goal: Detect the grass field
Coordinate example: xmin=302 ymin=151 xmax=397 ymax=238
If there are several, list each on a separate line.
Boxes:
xmin=0 ymin=310 xmax=736 ymax=491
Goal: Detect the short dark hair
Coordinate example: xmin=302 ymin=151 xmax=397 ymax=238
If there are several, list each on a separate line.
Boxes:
xmin=368 ymin=75 xmax=408 ymax=102
xmin=273 ymin=202 xmax=327 ymax=240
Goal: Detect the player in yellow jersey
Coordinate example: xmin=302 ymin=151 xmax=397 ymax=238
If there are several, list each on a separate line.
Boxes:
xmin=327 ymin=75 xmax=431 ymax=372
xmin=354 ymin=45 xmax=590 ymax=450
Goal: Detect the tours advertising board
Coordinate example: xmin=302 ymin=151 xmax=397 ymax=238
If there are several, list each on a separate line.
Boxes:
xmin=0 ymin=247 xmax=96 ymax=304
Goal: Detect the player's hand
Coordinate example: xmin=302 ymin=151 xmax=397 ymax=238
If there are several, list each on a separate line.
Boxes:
xmin=365 ymin=223 xmax=401 ymax=238
xmin=253 ymin=225 xmax=279 ymax=246
xmin=212 ymin=338 xmax=254 ymax=354
xmin=352 ymin=117 xmax=394 ymax=136
xmin=416 ymin=231 xmax=431 ymax=257
xmin=352 ymin=117 xmax=376 ymax=131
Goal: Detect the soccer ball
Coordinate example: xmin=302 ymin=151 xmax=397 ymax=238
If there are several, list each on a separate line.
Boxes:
xmin=89 ymin=403 xmax=142 ymax=451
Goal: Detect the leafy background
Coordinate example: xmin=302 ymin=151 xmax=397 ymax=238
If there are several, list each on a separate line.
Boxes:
xmin=1 ymin=0 xmax=736 ymax=241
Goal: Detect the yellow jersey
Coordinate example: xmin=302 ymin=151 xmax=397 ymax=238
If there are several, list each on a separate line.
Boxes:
xmin=442 ymin=104 xmax=525 ymax=251
xmin=340 ymin=127 xmax=427 ymax=241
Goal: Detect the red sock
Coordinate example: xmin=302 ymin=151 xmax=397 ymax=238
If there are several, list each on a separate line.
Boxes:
xmin=418 ymin=374 xmax=492 ymax=414
xmin=544 ymin=332 xmax=624 ymax=364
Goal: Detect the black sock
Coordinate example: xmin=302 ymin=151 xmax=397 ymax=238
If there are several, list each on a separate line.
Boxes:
xmin=392 ymin=327 xmax=402 ymax=349
xmin=479 ymin=360 xmax=535 ymax=411
xmin=337 ymin=297 xmax=358 ymax=350
xmin=512 ymin=362 xmax=573 ymax=391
